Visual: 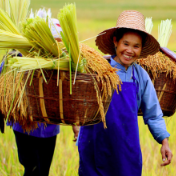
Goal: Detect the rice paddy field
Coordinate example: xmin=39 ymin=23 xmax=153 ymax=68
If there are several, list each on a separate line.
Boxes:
xmin=0 ymin=0 xmax=176 ymax=175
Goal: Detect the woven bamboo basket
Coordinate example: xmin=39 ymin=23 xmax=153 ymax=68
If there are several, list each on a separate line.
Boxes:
xmin=138 ymin=72 xmax=176 ymax=116
xmin=23 ymin=70 xmax=113 ymax=126
xmin=151 ymin=72 xmax=176 ymax=116
xmin=138 ymin=48 xmax=176 ymax=117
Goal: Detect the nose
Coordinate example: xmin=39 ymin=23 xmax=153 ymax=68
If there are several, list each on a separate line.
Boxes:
xmin=126 ymin=46 xmax=133 ymax=53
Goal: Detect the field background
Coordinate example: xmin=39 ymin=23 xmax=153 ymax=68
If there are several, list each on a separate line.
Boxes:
xmin=0 ymin=0 xmax=176 ymax=175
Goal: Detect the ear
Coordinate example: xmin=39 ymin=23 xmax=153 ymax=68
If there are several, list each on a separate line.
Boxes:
xmin=113 ymin=36 xmax=117 ymax=45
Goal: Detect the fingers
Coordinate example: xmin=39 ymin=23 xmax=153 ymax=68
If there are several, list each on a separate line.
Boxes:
xmin=161 ymin=151 xmax=173 ymax=166
xmin=161 ymin=159 xmax=171 ymax=166
xmin=161 ymin=147 xmax=166 ymax=162
xmin=73 ymin=137 xmax=77 ymax=142
xmin=72 ymin=126 xmax=80 ymax=142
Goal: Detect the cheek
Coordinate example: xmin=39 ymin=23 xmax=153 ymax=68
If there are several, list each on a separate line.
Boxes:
xmin=135 ymin=48 xmax=142 ymax=56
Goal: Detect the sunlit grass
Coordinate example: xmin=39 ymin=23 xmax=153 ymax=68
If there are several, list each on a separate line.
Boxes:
xmin=0 ymin=1 xmax=176 ymax=175
xmin=0 ymin=115 xmax=176 ymax=176
xmin=139 ymin=115 xmax=176 ymax=176
xmin=30 ymin=0 xmax=176 ymax=20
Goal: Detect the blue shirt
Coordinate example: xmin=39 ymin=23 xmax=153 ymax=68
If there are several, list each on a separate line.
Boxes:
xmin=110 ymin=56 xmax=170 ymax=144
xmin=76 ymin=56 xmax=170 ymax=145
xmin=12 ymin=122 xmax=60 ymax=138
xmin=0 ymin=56 xmax=60 ymax=138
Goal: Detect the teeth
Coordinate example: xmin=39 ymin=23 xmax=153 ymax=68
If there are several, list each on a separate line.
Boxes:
xmin=124 ymin=55 xmax=132 ymax=59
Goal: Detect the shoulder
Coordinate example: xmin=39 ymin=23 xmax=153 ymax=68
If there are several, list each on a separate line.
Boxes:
xmin=134 ymin=63 xmax=150 ymax=80
xmin=134 ymin=63 xmax=153 ymax=92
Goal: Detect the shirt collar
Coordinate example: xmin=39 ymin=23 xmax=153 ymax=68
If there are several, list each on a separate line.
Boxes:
xmin=110 ymin=55 xmax=134 ymax=71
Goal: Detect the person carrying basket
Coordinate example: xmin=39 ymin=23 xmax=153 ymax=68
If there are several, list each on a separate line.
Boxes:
xmin=0 ymin=18 xmax=79 ymax=176
xmin=77 ymin=10 xmax=173 ymax=176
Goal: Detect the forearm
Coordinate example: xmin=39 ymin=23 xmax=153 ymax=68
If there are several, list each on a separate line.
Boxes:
xmin=162 ymin=138 xmax=169 ymax=146
xmin=160 ymin=137 xmax=173 ymax=166
xmin=147 ymin=117 xmax=170 ymax=144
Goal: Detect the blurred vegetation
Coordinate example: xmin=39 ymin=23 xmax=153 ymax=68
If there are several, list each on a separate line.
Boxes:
xmin=0 ymin=0 xmax=176 ymax=175
xmin=0 ymin=116 xmax=176 ymax=176
xmin=30 ymin=0 xmax=176 ymax=20
xmin=29 ymin=0 xmax=176 ymax=51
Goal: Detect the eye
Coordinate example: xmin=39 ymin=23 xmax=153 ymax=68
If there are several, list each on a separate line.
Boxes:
xmin=124 ymin=43 xmax=128 ymax=46
xmin=134 ymin=45 xmax=140 ymax=48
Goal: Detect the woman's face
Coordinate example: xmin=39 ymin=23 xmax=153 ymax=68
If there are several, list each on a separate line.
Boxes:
xmin=113 ymin=31 xmax=142 ymax=69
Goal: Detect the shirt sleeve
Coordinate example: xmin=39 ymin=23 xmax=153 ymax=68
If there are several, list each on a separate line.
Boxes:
xmin=139 ymin=69 xmax=170 ymax=144
xmin=0 ymin=61 xmax=5 ymax=74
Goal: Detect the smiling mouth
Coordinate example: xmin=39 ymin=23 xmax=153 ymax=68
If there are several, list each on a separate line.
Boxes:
xmin=123 ymin=54 xmax=133 ymax=59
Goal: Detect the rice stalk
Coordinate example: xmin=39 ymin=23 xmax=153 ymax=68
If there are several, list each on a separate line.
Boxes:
xmin=0 ymin=8 xmax=20 ymax=34
xmin=68 ymin=43 xmax=72 ymax=94
xmin=22 ymin=17 xmax=60 ymax=57
xmin=58 ymin=4 xmax=81 ymax=70
xmin=137 ymin=51 xmax=176 ymax=80
xmin=80 ymin=43 xmax=122 ymax=128
xmin=8 ymin=0 xmax=30 ymax=29
xmin=0 ymin=3 xmax=122 ymax=130
xmin=0 ymin=0 xmax=10 ymax=15
xmin=158 ymin=19 xmax=172 ymax=47
xmin=145 ymin=17 xmax=153 ymax=34
xmin=8 ymin=56 xmax=69 ymax=71
xmin=0 ymin=29 xmax=32 ymax=50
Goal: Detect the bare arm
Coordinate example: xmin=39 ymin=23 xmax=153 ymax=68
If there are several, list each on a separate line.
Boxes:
xmin=160 ymin=138 xmax=173 ymax=166
xmin=72 ymin=126 xmax=80 ymax=142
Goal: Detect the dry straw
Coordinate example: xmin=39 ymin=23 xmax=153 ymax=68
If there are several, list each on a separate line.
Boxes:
xmin=0 ymin=43 xmax=121 ymax=130
xmin=137 ymin=52 xmax=176 ymax=80
xmin=0 ymin=3 xmax=122 ymax=130
xmin=138 ymin=18 xmax=174 ymax=79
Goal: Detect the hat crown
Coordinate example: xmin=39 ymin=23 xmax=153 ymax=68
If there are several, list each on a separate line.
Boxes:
xmin=116 ymin=10 xmax=146 ymax=32
xmin=95 ymin=10 xmax=160 ymax=58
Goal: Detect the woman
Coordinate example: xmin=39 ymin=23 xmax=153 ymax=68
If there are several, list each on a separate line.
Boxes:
xmin=78 ymin=10 xmax=173 ymax=176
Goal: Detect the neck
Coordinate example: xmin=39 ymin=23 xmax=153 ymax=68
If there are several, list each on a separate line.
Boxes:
xmin=114 ymin=56 xmax=129 ymax=70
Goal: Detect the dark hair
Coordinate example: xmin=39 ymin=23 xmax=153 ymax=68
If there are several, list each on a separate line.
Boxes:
xmin=113 ymin=28 xmax=147 ymax=47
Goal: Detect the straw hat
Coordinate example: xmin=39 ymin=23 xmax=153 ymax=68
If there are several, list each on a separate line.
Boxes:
xmin=95 ymin=10 xmax=160 ymax=58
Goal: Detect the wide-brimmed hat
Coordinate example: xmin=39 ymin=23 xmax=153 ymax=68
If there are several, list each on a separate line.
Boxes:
xmin=95 ymin=10 xmax=160 ymax=58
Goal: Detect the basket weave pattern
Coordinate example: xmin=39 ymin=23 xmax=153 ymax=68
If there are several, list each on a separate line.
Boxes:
xmin=25 ymin=70 xmax=112 ymax=126
xmin=138 ymin=72 xmax=176 ymax=117
xmin=151 ymin=72 xmax=176 ymax=116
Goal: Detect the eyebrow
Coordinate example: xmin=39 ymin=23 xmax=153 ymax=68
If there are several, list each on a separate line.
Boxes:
xmin=123 ymin=40 xmax=142 ymax=46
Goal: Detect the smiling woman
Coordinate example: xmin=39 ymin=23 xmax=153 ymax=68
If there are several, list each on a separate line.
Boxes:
xmin=113 ymin=30 xmax=143 ymax=69
xmin=77 ymin=10 xmax=173 ymax=176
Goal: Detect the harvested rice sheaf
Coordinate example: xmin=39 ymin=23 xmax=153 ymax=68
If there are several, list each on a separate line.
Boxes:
xmin=0 ymin=3 xmax=122 ymax=131
xmin=0 ymin=71 xmax=38 ymax=132
xmin=80 ymin=43 xmax=122 ymax=127
xmin=137 ymin=51 xmax=176 ymax=80
xmin=81 ymin=43 xmax=121 ymax=94
xmin=0 ymin=44 xmax=122 ymax=131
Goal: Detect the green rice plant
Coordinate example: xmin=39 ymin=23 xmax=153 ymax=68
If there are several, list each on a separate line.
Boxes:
xmin=8 ymin=56 xmax=69 ymax=71
xmin=145 ymin=17 xmax=153 ymax=34
xmin=0 ymin=29 xmax=32 ymax=50
xmin=22 ymin=17 xmax=60 ymax=57
xmin=0 ymin=8 xmax=20 ymax=34
xmin=158 ymin=19 xmax=172 ymax=47
xmin=8 ymin=0 xmax=30 ymax=29
xmin=58 ymin=4 xmax=84 ymax=73
xmin=0 ymin=0 xmax=10 ymax=15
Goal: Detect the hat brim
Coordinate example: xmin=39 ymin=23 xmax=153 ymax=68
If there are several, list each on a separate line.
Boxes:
xmin=95 ymin=27 xmax=160 ymax=59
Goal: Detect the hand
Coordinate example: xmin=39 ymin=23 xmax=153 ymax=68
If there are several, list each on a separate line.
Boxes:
xmin=72 ymin=126 xmax=80 ymax=142
xmin=160 ymin=138 xmax=173 ymax=166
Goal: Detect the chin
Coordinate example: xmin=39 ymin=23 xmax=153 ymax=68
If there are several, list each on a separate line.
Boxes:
xmin=123 ymin=61 xmax=132 ymax=65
